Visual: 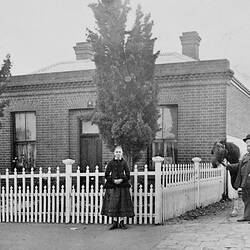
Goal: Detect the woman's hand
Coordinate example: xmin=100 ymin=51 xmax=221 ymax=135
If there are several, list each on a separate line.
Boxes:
xmin=114 ymin=179 xmax=123 ymax=184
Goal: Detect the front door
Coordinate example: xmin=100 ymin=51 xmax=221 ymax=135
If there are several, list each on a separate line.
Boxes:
xmin=80 ymin=134 xmax=102 ymax=172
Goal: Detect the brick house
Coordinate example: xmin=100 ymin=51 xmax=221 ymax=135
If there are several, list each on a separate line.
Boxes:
xmin=0 ymin=31 xmax=250 ymax=172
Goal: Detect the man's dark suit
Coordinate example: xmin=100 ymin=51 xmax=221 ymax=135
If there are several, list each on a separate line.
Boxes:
xmin=228 ymin=153 xmax=250 ymax=220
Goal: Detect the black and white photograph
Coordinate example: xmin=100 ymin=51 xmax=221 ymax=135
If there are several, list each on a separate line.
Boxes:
xmin=0 ymin=0 xmax=250 ymax=249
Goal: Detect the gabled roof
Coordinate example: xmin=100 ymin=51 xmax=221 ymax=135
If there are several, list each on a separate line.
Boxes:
xmin=32 ymin=52 xmax=196 ymax=74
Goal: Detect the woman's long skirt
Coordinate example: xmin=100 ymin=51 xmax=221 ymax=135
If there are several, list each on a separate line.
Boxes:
xmin=101 ymin=187 xmax=135 ymax=218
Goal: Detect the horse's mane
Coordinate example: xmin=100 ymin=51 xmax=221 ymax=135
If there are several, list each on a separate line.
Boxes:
xmin=219 ymin=139 xmax=240 ymax=164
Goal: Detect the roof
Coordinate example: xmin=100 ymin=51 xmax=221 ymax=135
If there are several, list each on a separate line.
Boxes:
xmin=231 ymin=67 xmax=250 ymax=91
xmin=32 ymin=52 xmax=196 ymax=74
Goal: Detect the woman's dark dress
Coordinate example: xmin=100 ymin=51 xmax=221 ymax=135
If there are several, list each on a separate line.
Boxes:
xmin=101 ymin=158 xmax=135 ymax=218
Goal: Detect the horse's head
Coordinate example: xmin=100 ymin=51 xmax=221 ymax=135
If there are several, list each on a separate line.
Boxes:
xmin=211 ymin=140 xmax=228 ymax=168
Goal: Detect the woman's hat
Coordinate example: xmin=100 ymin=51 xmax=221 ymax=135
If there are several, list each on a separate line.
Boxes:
xmin=243 ymin=134 xmax=250 ymax=142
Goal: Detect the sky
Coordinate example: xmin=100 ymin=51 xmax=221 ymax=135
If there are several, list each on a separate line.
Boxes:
xmin=1 ymin=0 xmax=250 ymax=89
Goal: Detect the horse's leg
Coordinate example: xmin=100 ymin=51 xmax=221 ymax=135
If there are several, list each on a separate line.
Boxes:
xmin=231 ymin=198 xmax=239 ymax=217
xmin=227 ymin=171 xmax=239 ymax=216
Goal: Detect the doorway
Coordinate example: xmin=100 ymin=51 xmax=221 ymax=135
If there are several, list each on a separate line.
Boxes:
xmin=80 ymin=134 xmax=102 ymax=172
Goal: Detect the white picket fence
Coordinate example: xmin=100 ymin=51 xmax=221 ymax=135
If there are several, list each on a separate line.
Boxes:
xmin=159 ymin=157 xmax=224 ymax=221
xmin=0 ymin=157 xmax=224 ymax=225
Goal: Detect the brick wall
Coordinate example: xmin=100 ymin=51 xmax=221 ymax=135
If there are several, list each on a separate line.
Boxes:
xmin=0 ymin=59 xmax=248 ymax=171
xmin=154 ymin=59 xmax=231 ymax=163
xmin=226 ymin=79 xmax=250 ymax=139
xmin=157 ymin=81 xmax=227 ymax=163
xmin=0 ymin=77 xmax=97 ymax=171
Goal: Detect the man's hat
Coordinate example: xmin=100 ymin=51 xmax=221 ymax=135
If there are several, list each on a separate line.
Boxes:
xmin=243 ymin=134 xmax=250 ymax=142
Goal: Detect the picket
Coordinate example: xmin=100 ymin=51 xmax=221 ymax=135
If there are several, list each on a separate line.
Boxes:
xmin=6 ymin=169 xmax=9 ymax=223
xmin=94 ymin=166 xmax=99 ymax=224
xmin=0 ymin=157 xmax=224 ymax=225
xmin=14 ymin=169 xmax=17 ymax=223
xmin=52 ymin=185 xmax=55 ymax=223
xmin=35 ymin=186 xmax=38 ymax=223
xmin=10 ymin=186 xmax=13 ymax=222
xmin=43 ymin=186 xmax=47 ymax=223
xmin=81 ymin=185 xmax=85 ymax=224
xmin=133 ymin=165 xmax=138 ymax=224
xmin=18 ymin=186 xmax=21 ymax=223
xmin=139 ymin=185 xmax=143 ymax=224
xmin=72 ymin=186 xmax=75 ymax=223
xmin=27 ymin=186 xmax=30 ymax=223
xmin=99 ymin=186 xmax=103 ymax=224
xmin=149 ymin=184 xmax=154 ymax=224
xmin=60 ymin=186 xmax=64 ymax=223
xmin=2 ymin=187 xmax=5 ymax=222
xmin=90 ymin=185 xmax=94 ymax=224
xmin=39 ymin=168 xmax=42 ymax=223
xmin=56 ymin=167 xmax=60 ymax=223
xmin=48 ymin=167 xmax=51 ymax=223
xmin=76 ymin=167 xmax=80 ymax=224
xmin=143 ymin=165 xmax=148 ymax=224
xmin=85 ymin=167 xmax=89 ymax=224
xmin=30 ymin=168 xmax=34 ymax=223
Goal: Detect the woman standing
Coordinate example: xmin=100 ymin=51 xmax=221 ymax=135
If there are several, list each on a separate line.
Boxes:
xmin=101 ymin=146 xmax=135 ymax=229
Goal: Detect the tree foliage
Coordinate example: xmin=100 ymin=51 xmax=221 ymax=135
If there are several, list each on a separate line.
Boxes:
xmin=0 ymin=54 xmax=12 ymax=126
xmin=87 ymin=0 xmax=159 ymax=164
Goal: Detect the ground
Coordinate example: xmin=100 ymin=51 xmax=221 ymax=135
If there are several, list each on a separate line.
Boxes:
xmin=0 ymin=199 xmax=249 ymax=250
xmin=166 ymin=198 xmax=233 ymax=222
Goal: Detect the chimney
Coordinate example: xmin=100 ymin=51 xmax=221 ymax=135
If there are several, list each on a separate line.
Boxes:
xmin=73 ymin=42 xmax=94 ymax=60
xmin=180 ymin=31 xmax=201 ymax=60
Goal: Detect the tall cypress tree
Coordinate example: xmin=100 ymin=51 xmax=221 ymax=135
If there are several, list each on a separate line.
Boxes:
xmin=0 ymin=54 xmax=11 ymax=128
xmin=87 ymin=0 xmax=159 ymax=165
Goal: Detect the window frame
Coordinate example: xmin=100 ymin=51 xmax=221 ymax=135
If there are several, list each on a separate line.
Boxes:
xmin=149 ymin=105 xmax=178 ymax=167
xmin=12 ymin=111 xmax=37 ymax=172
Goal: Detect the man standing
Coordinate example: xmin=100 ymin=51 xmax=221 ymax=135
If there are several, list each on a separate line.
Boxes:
xmin=226 ymin=134 xmax=250 ymax=222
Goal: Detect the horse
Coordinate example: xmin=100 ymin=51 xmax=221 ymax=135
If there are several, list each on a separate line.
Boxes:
xmin=211 ymin=138 xmax=240 ymax=185
xmin=211 ymin=138 xmax=241 ymax=216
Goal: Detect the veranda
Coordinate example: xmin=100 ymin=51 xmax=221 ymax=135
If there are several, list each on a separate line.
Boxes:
xmin=0 ymin=157 xmax=224 ymax=225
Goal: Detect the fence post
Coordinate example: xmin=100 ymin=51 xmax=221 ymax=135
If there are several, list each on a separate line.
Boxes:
xmin=153 ymin=156 xmax=164 ymax=224
xmin=192 ymin=157 xmax=201 ymax=208
xmin=62 ymin=159 xmax=75 ymax=223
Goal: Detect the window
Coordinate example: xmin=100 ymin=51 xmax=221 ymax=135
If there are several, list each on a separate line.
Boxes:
xmin=151 ymin=105 xmax=178 ymax=164
xmin=12 ymin=112 xmax=36 ymax=171
xmin=81 ymin=121 xmax=99 ymax=134
xmin=80 ymin=120 xmax=102 ymax=172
